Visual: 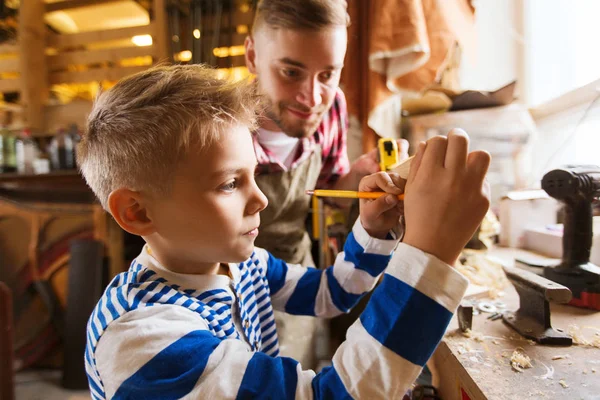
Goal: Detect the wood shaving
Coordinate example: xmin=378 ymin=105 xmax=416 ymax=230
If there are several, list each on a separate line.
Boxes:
xmin=551 ymin=355 xmax=568 ymax=360
xmin=492 ymin=340 xmax=500 ymax=345
xmin=583 ymin=369 xmax=588 ymax=374
xmin=511 ymin=349 xmax=533 ymax=372
xmin=456 ymin=254 xmax=509 ymax=299
xmin=462 ymin=329 xmax=485 ymax=342
xmin=593 ymin=368 xmax=597 ymax=373
xmin=559 ymin=379 xmax=568 ymax=388
xmin=527 ymin=340 xmax=537 ymax=346
xmin=568 ymin=324 xmax=600 ymax=348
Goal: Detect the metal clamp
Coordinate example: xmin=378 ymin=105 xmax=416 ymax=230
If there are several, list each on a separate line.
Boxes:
xmin=502 ymin=266 xmax=573 ymax=345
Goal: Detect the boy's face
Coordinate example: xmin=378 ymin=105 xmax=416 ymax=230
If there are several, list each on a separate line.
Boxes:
xmin=247 ymin=26 xmax=347 ymax=138
xmin=146 ymin=124 xmax=268 ymax=268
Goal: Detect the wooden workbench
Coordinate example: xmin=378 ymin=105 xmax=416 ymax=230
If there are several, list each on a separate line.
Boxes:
xmin=430 ymin=248 xmax=600 ymax=400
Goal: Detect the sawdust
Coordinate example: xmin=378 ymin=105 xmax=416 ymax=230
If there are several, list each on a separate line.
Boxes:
xmin=559 ymin=379 xmax=569 ymax=388
xmin=462 ymin=329 xmax=485 ymax=342
xmin=511 ymin=348 xmax=533 ymax=372
xmin=551 ymin=355 xmax=569 ymax=360
xmin=593 ymin=368 xmax=597 ymax=373
xmin=492 ymin=340 xmax=500 ymax=345
xmin=568 ymin=324 xmax=600 ymax=348
xmin=456 ymin=253 xmax=509 ymax=299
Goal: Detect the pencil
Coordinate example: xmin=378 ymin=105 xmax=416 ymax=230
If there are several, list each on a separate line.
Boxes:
xmin=306 ymin=189 xmax=405 ymax=201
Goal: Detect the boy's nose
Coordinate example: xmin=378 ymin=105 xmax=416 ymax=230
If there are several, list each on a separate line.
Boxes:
xmin=248 ymin=184 xmax=268 ymax=215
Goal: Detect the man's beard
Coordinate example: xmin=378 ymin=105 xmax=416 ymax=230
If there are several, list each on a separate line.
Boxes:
xmin=263 ymin=97 xmax=324 ymax=139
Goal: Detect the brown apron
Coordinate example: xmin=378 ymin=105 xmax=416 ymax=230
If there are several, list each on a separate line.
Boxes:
xmin=255 ymin=146 xmax=322 ymax=266
xmin=254 ymin=146 xmax=322 ymax=367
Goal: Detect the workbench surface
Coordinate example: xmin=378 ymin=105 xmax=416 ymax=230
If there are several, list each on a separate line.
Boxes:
xmin=431 ymin=248 xmax=600 ymax=400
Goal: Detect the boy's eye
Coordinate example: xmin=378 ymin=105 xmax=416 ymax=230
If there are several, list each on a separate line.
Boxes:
xmin=220 ymin=180 xmax=237 ymax=192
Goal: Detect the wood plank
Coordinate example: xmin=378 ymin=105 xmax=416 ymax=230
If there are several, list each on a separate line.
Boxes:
xmin=19 ymin=0 xmax=48 ymax=131
xmin=45 ymin=0 xmax=123 ymax=13
xmin=49 ymin=65 xmax=149 ymax=84
xmin=0 ymin=58 xmax=19 ymax=73
xmin=45 ymin=99 xmax=92 ymax=133
xmin=48 ymin=24 xmax=153 ymax=49
xmin=48 ymin=46 xmax=156 ymax=69
xmin=152 ymin=0 xmax=170 ymax=62
xmin=0 ymin=44 xmax=18 ymax=55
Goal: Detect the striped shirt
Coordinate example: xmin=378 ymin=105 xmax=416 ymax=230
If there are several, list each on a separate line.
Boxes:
xmin=253 ymin=88 xmax=350 ymax=189
xmin=85 ymin=220 xmax=467 ymax=399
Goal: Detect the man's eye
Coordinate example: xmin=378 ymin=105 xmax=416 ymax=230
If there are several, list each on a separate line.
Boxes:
xmin=321 ymin=72 xmax=332 ymax=81
xmin=282 ymin=69 xmax=300 ymax=78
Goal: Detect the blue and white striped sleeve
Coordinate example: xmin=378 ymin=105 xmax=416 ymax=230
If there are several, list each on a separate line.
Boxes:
xmin=94 ymin=242 xmax=467 ymax=399
xmin=263 ymin=219 xmax=399 ymax=317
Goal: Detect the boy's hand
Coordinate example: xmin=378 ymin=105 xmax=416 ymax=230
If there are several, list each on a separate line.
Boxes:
xmin=403 ymin=129 xmax=491 ymax=265
xmin=359 ymin=172 xmax=405 ymax=239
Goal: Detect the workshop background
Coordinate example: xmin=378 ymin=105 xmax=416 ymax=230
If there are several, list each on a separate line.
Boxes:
xmin=1 ymin=0 xmax=599 ymax=399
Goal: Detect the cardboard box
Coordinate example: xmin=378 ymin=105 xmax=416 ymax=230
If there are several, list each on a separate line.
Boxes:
xmin=498 ymin=190 xmax=559 ymax=248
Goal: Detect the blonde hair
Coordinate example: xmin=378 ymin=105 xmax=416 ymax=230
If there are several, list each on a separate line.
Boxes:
xmin=78 ymin=64 xmax=259 ymax=210
xmin=252 ymin=0 xmax=349 ymax=34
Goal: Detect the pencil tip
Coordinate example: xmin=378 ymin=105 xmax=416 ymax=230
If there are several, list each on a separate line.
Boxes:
xmin=305 ymin=190 xmax=314 ymax=195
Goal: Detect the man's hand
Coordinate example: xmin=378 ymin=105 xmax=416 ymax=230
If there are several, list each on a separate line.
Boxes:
xmin=350 ymin=139 xmax=409 ymax=178
xmin=402 ymin=129 xmax=491 ymax=266
xmin=358 ymin=172 xmax=405 ymax=239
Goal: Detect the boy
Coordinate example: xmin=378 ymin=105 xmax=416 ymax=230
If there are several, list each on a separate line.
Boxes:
xmin=80 ymin=65 xmax=490 ymax=399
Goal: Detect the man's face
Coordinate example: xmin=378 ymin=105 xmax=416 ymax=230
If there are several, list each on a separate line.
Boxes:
xmin=246 ymin=26 xmax=347 ymax=138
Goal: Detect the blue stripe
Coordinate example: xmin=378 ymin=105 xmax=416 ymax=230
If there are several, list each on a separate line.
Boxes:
xmin=181 ymin=298 xmax=194 ymax=308
xmin=115 ymin=287 xmax=129 ymax=311
xmin=236 ymin=353 xmax=298 ymax=399
xmin=343 ymin=232 xmax=392 ymax=277
xmin=96 ymin=298 xmax=107 ymax=328
xmin=359 ymin=274 xmax=452 ymax=366
xmin=262 ymin=340 xmax=277 ymax=354
xmin=197 ymin=289 xmax=228 ymax=302
xmin=147 ymin=285 xmax=173 ymax=304
xmin=90 ymin=319 xmax=100 ymax=342
xmin=312 ymin=365 xmax=352 ymax=400
xmin=262 ymin=319 xmax=275 ymax=333
xmin=113 ymin=330 xmax=221 ymax=400
xmin=104 ymin=291 xmax=119 ymax=320
xmin=139 ymin=269 xmax=156 ymax=282
xmin=265 ymin=253 xmax=288 ymax=295
xmin=325 ymin=267 xmax=362 ymax=313
xmin=262 ymin=329 xmax=277 ymax=343
xmin=165 ymin=292 xmax=183 ymax=305
xmin=87 ymin=375 xmax=104 ymax=398
xmin=285 ymin=268 xmax=321 ymax=316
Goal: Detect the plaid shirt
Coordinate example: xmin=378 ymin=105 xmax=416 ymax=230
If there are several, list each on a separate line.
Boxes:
xmin=253 ymin=88 xmax=350 ymax=189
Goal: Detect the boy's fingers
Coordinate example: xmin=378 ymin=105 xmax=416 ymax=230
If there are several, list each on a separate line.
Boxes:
xmin=388 ymin=173 xmax=406 ymax=193
xmin=421 ymin=136 xmax=448 ymax=171
xmin=466 ymin=150 xmax=492 ymax=183
xmin=408 ymin=141 xmax=426 ymax=184
xmin=444 ymin=129 xmax=469 ymax=171
xmin=397 ymin=139 xmax=410 ymax=158
xmin=363 ymin=194 xmax=399 ymax=219
xmin=359 ymin=172 xmax=403 ymax=194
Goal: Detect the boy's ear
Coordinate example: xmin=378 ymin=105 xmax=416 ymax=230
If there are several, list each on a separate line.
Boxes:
xmin=108 ymin=188 xmax=156 ymax=236
xmin=244 ymin=35 xmax=257 ymax=74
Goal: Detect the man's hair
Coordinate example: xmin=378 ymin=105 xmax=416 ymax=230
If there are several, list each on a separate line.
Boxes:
xmin=252 ymin=0 xmax=349 ymax=33
xmin=78 ymin=64 xmax=259 ymax=210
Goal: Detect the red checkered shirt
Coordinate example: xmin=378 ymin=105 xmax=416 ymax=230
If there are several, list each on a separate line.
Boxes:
xmin=253 ymin=88 xmax=350 ymax=189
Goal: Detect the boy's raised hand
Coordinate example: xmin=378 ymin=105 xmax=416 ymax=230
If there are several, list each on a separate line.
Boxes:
xmin=403 ymin=129 xmax=491 ymax=265
xmin=359 ymin=172 xmax=405 ymax=240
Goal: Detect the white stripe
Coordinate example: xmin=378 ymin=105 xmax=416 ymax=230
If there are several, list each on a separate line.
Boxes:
xmin=315 ymin=271 xmax=342 ymax=317
xmin=386 ymin=243 xmax=469 ymax=312
xmin=109 ymin=288 xmax=126 ymax=315
xmin=295 ymin=363 xmax=316 ymax=400
xmin=95 ymin=306 xmax=208 ymax=399
xmin=351 ymin=219 xmax=399 ymax=255
xmin=333 ymin=319 xmax=421 ymax=399
xmin=269 ymin=264 xmax=305 ymax=310
xmin=182 ymin=339 xmax=252 ymax=400
xmin=331 ymin=253 xmax=380 ymax=294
